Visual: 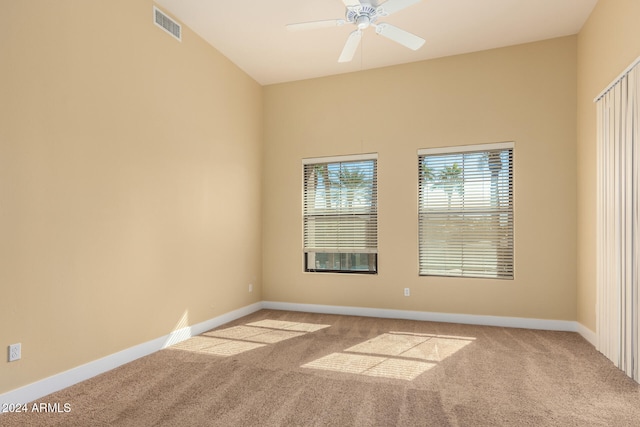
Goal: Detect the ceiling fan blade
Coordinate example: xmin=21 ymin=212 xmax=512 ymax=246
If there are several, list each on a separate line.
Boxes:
xmin=338 ymin=30 xmax=362 ymax=63
xmin=375 ymin=23 xmax=425 ymax=50
xmin=376 ymin=0 xmax=422 ymax=16
xmin=342 ymin=0 xmax=362 ymax=7
xmin=286 ymin=19 xmax=345 ymax=31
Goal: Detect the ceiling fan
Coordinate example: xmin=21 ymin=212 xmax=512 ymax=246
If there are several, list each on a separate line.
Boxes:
xmin=286 ymin=0 xmax=425 ymax=63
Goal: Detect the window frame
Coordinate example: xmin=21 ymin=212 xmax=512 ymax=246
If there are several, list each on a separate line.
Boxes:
xmin=302 ymin=153 xmax=378 ymax=275
xmin=417 ymin=142 xmax=514 ymax=279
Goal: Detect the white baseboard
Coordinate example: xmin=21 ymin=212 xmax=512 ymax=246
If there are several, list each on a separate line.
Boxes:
xmin=1 ymin=300 xmax=598 ymax=406
xmin=0 ymin=302 xmax=263 ymax=406
xmin=575 ymin=322 xmax=597 ymax=347
xmin=262 ymin=301 xmax=595 ymax=340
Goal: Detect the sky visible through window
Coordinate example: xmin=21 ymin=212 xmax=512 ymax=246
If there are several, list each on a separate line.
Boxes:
xmin=310 ymin=160 xmax=375 ymax=213
xmin=418 ymin=147 xmax=514 ymax=278
xmin=419 ymin=150 xmax=511 ymax=211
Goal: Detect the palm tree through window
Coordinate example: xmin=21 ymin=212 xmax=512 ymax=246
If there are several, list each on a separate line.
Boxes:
xmin=303 ymin=155 xmax=378 ymax=273
xmin=418 ymin=143 xmax=514 ymax=279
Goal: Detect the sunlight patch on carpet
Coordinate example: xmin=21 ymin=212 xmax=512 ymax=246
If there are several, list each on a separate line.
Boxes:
xmin=302 ymin=332 xmax=474 ymax=380
xmin=347 ymin=333 xmax=430 ymax=356
xmin=303 ymin=353 xmax=387 ymax=374
xmin=402 ymin=336 xmax=473 ymax=362
xmin=302 ymin=352 xmax=435 ymax=381
xmin=365 ymin=358 xmax=436 ymax=381
xmin=170 ymin=336 xmax=266 ymax=356
xmin=246 ymin=319 xmax=331 ymax=332
xmin=203 ymin=326 xmax=270 ymax=340
xmin=348 ymin=332 xmax=474 ymax=362
xmin=170 ymin=319 xmax=330 ymax=357
xmin=204 ymin=326 xmax=306 ymax=343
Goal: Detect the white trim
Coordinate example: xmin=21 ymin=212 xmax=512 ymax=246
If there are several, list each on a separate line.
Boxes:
xmin=1 ymin=301 xmax=597 ymax=405
xmin=576 ymin=322 xmax=597 ymax=347
xmin=418 ymin=141 xmax=514 ymax=156
xmin=594 ymin=54 xmax=640 ymax=102
xmin=0 ymin=303 xmax=263 ymax=406
xmin=302 ymin=152 xmax=378 ymax=165
xmin=262 ymin=301 xmax=588 ymax=335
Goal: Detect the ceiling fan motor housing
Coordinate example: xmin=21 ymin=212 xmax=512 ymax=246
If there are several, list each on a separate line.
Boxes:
xmin=346 ymin=4 xmax=379 ymax=29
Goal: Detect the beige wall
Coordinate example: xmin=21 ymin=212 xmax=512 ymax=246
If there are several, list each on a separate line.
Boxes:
xmin=0 ymin=1 xmax=262 ymax=393
xmin=263 ymin=37 xmax=577 ymax=321
xmin=6 ymin=0 xmax=632 ymax=397
xmin=576 ymin=0 xmax=640 ymax=332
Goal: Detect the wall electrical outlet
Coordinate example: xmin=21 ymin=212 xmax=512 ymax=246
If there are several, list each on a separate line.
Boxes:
xmin=248 ymin=283 xmax=253 ymax=293
xmin=404 ymin=288 xmax=410 ymax=297
xmin=8 ymin=343 xmax=21 ymax=362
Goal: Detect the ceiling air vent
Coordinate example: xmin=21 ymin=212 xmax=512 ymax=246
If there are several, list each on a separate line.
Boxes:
xmin=153 ymin=6 xmax=181 ymax=41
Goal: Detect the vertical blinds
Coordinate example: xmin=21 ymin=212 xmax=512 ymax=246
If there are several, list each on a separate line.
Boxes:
xmin=303 ymin=155 xmax=378 ymax=254
xmin=596 ymin=64 xmax=640 ymax=382
xmin=418 ymin=143 xmax=514 ymax=279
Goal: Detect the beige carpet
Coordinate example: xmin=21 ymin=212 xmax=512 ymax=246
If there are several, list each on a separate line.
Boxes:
xmin=2 ymin=309 xmax=640 ymax=426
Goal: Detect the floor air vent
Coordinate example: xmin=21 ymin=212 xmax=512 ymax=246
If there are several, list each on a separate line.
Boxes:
xmin=154 ymin=6 xmax=181 ymax=41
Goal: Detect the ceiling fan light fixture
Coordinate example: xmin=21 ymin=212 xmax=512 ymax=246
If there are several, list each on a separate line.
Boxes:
xmin=356 ymin=15 xmax=371 ymax=29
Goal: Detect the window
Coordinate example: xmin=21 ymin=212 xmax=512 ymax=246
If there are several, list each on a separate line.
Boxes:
xmin=303 ymin=154 xmax=378 ymax=273
xmin=418 ymin=143 xmax=514 ymax=279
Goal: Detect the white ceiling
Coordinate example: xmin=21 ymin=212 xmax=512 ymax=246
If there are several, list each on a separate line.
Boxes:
xmin=154 ymin=0 xmax=598 ymax=86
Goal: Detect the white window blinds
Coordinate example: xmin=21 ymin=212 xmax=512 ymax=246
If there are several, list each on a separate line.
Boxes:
xmin=303 ymin=154 xmax=378 ymax=255
xmin=418 ymin=143 xmax=514 ymax=279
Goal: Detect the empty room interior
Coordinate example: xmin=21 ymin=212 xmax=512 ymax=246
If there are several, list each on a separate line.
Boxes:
xmin=2 ymin=0 xmax=640 ymax=425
